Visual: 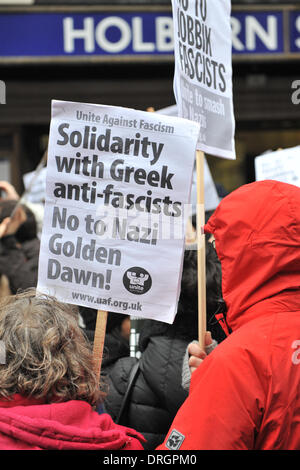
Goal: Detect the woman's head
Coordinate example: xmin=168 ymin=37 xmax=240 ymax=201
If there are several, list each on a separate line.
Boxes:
xmin=0 ymin=289 xmax=104 ymax=405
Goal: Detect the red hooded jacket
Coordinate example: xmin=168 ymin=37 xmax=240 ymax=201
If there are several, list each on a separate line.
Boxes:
xmin=157 ymin=180 xmax=300 ymax=450
xmin=0 ymin=394 xmax=145 ymax=450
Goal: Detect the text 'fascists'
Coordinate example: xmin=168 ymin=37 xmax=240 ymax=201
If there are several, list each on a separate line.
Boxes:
xmin=176 ymin=0 xmax=227 ymax=92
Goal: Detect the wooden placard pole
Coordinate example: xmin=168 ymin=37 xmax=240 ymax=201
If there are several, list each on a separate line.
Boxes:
xmin=196 ymin=150 xmax=206 ymax=349
xmin=93 ymin=310 xmax=108 ymax=383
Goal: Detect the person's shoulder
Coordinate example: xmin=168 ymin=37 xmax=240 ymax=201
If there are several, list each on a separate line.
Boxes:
xmin=21 ymin=237 xmax=40 ymax=251
xmin=107 ymin=356 xmax=138 ymax=389
xmin=143 ymin=334 xmax=188 ymax=357
xmin=194 ymin=320 xmax=271 ymax=381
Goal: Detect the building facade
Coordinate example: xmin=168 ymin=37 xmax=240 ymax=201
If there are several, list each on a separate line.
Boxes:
xmin=0 ymin=0 xmax=300 ymax=193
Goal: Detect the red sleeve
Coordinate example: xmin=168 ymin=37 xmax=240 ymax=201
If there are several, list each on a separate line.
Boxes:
xmin=156 ymin=340 xmax=265 ymax=450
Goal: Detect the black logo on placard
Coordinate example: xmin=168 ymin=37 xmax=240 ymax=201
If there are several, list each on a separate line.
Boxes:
xmin=165 ymin=429 xmax=185 ymax=450
xmin=123 ymin=267 xmax=152 ymax=295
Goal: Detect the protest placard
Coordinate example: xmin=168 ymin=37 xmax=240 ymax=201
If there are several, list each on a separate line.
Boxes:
xmin=255 ymin=146 xmax=300 ymax=187
xmin=192 ymin=157 xmax=220 ymax=212
xmin=0 ymin=159 xmax=11 ymax=184
xmin=171 ymin=0 xmax=235 ymax=159
xmin=23 ymin=167 xmax=47 ymax=203
xmin=157 ymin=104 xmax=220 ymax=212
xmin=171 ymin=0 xmax=235 ymax=347
xmin=37 ymin=100 xmax=200 ymax=326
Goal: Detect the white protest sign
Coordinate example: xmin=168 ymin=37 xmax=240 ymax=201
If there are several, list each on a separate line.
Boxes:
xmin=191 ymin=158 xmax=220 ymax=213
xmin=0 ymin=159 xmax=11 ymax=183
xmin=37 ymin=100 xmax=200 ymax=324
xmin=157 ymin=104 xmax=220 ymax=212
xmin=156 ymin=104 xmax=178 ymax=116
xmin=171 ymin=0 xmax=236 ymax=159
xmin=23 ymin=167 xmax=47 ymax=203
xmin=255 ymin=146 xmax=300 ymax=186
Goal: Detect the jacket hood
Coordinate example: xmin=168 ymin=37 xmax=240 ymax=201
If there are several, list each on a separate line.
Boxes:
xmin=204 ymin=180 xmax=300 ymax=331
xmin=0 ymin=396 xmax=145 ymax=450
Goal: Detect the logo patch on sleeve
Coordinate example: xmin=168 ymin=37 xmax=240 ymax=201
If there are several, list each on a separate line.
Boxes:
xmin=165 ymin=429 xmax=185 ymax=450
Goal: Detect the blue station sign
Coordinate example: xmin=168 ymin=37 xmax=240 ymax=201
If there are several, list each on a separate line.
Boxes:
xmin=0 ymin=7 xmax=300 ymax=62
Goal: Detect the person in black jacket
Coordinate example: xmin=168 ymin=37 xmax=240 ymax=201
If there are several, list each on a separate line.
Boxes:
xmin=103 ymin=239 xmax=224 ymax=449
xmin=80 ymin=306 xmax=131 ymax=371
xmin=0 ymin=200 xmax=40 ymax=294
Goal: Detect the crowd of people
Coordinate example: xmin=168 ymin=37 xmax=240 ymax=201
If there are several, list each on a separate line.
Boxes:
xmin=0 ymin=176 xmax=299 ymax=450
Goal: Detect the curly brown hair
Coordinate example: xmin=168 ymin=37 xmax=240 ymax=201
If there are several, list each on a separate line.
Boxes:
xmin=0 ymin=289 xmax=105 ymax=406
